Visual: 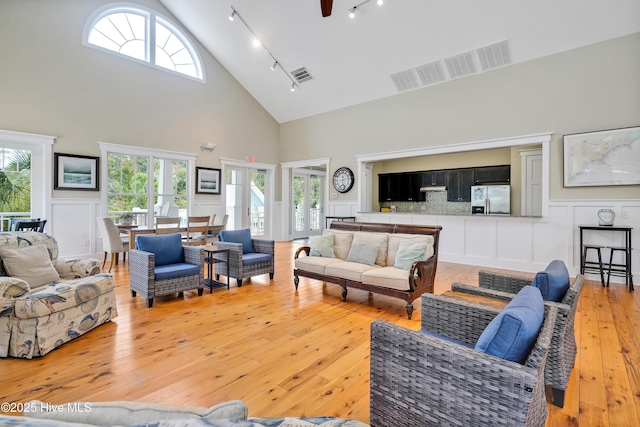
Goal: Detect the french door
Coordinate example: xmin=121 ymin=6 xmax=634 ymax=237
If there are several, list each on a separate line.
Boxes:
xmin=293 ymin=169 xmax=324 ymax=239
xmin=225 ymin=165 xmax=270 ymax=238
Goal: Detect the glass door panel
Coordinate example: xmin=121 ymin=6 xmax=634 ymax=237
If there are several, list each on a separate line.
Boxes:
xmin=226 ymin=166 xmax=269 ymax=237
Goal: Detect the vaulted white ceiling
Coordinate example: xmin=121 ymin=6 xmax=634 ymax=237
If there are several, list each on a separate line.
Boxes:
xmin=159 ymin=0 xmax=640 ymax=123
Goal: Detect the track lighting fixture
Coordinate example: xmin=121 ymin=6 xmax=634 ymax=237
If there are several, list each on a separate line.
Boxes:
xmin=348 ymin=0 xmax=383 ymax=19
xmin=349 ymin=7 xmax=356 ymax=19
xmin=228 ymin=7 xmax=300 ymax=93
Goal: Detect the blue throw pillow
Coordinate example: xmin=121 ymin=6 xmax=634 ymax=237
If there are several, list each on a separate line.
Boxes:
xmin=220 ymin=228 xmax=254 ymax=254
xmin=474 ymin=286 xmax=544 ymax=364
xmin=136 ymin=233 xmax=184 ymax=267
xmin=531 ymin=260 xmax=570 ymax=302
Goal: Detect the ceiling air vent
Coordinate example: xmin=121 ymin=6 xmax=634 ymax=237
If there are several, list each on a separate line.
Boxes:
xmin=443 ymin=50 xmax=477 ymax=79
xmin=476 ymin=40 xmax=511 ymax=71
xmin=415 ymin=61 xmax=447 ymax=86
xmin=390 ymin=69 xmax=420 ymax=92
xmin=290 ymin=67 xmax=313 ymax=84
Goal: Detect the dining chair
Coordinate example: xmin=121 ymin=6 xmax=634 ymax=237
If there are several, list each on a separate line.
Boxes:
xmin=96 ymin=217 xmax=130 ymax=272
xmin=155 ymin=217 xmax=181 ymax=235
xmin=15 ymin=219 xmax=47 ymax=232
xmin=8 ymin=218 xmax=40 ymax=231
xmin=184 ymin=215 xmax=210 ymax=245
xmin=208 ymin=214 xmax=229 ymax=241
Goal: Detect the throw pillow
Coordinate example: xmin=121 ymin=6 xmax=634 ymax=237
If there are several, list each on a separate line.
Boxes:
xmin=310 ymin=235 xmax=335 ymax=258
xmin=220 ymin=228 xmax=254 ymax=254
xmin=346 ymin=243 xmax=379 ymax=266
xmin=474 ymin=286 xmax=544 ymax=364
xmin=531 ymin=260 xmax=570 ymax=302
xmin=136 ymin=233 xmax=184 ymax=266
xmin=0 ymin=244 xmax=60 ymax=290
xmin=393 ymin=240 xmax=427 ymax=270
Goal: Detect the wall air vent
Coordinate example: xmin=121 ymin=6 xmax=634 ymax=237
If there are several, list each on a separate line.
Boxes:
xmin=415 ymin=61 xmax=447 ymax=86
xmin=291 ymin=67 xmax=313 ymax=83
xmin=443 ymin=50 xmax=477 ymax=79
xmin=390 ymin=69 xmax=420 ymax=92
xmin=476 ymin=40 xmax=511 ymax=71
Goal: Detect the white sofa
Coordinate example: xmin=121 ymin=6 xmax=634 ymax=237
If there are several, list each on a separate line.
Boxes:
xmin=0 ymin=231 xmax=118 ymax=358
xmin=294 ymin=222 xmax=441 ymax=319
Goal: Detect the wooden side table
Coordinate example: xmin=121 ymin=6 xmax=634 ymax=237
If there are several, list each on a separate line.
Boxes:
xmin=202 ymin=245 xmax=230 ymax=291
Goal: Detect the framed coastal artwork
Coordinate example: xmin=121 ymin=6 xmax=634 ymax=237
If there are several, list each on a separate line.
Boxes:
xmin=53 ymin=153 xmax=100 ymax=191
xmin=195 ymin=167 xmax=221 ymax=194
xmin=563 ymin=126 xmax=640 ymax=187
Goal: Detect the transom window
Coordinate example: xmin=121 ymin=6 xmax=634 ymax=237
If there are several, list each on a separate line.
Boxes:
xmin=84 ymin=4 xmax=204 ymax=81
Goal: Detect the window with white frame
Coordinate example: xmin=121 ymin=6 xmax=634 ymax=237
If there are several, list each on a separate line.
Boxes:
xmin=85 ymin=4 xmax=204 ymax=81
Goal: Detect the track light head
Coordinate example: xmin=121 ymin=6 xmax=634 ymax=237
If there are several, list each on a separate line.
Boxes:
xmin=270 ymin=61 xmax=278 ymax=71
xmin=349 ymin=7 xmax=356 ymax=19
xmin=291 ymin=83 xmax=296 ymax=92
xmin=229 ymin=11 xmax=235 ymax=21
xmin=377 ymin=0 xmax=383 ymax=5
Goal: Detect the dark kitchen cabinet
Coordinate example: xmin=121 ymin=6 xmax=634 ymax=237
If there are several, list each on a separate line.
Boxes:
xmin=446 ymin=169 xmax=474 ymax=202
xmin=421 ymin=170 xmax=447 ymax=187
xmin=473 ymin=165 xmax=510 ymax=184
xmin=378 ymin=173 xmax=423 ymax=202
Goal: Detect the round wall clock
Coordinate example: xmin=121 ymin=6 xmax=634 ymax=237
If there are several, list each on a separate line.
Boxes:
xmin=333 ymin=167 xmax=354 ymax=193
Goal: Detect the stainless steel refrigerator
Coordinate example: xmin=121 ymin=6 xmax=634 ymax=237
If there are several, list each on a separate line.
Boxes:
xmin=471 ymin=185 xmax=510 ymax=215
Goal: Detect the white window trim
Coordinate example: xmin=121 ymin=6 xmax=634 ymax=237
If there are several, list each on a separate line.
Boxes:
xmin=0 ymin=129 xmax=55 ymax=222
xmin=98 ymin=141 xmax=198 ymax=218
xmin=83 ymin=2 xmax=205 ymax=83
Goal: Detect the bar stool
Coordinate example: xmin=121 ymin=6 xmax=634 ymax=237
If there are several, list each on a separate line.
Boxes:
xmin=606 ymin=246 xmax=634 ymax=288
xmin=581 ymin=244 xmax=606 ymax=286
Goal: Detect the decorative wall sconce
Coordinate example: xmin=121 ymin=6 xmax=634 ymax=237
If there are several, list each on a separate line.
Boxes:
xmin=200 ymin=142 xmax=217 ymax=152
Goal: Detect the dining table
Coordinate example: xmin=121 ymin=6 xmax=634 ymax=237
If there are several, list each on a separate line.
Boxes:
xmin=123 ymin=225 xmax=189 ymax=250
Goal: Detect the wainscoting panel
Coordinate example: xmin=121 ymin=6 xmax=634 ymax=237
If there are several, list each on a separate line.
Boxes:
xmin=51 ymin=199 xmax=102 ymax=259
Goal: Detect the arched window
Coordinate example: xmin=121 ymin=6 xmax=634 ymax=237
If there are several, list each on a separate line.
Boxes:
xmin=84 ymin=4 xmax=204 ymax=81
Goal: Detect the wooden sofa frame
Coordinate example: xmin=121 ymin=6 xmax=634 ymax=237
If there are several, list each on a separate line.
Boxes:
xmin=293 ymin=222 xmax=442 ymax=319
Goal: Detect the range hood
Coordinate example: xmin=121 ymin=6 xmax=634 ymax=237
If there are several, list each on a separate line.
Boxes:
xmin=420 ymin=186 xmax=447 ymax=192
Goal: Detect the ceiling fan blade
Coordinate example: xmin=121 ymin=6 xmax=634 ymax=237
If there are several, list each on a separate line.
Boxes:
xmin=321 ymin=0 xmax=333 ymax=17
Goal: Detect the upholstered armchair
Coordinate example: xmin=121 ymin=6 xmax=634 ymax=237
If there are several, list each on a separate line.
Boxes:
xmin=370 ymin=287 xmax=557 ymax=427
xmin=129 ymin=233 xmax=204 ymax=308
xmin=213 ymin=228 xmax=274 ymax=287
xmin=448 ymin=260 xmax=584 ymax=408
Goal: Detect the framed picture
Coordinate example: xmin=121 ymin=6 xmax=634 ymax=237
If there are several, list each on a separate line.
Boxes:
xmin=196 ymin=167 xmax=221 ymax=194
xmin=563 ymin=126 xmax=640 ymax=187
xmin=54 ymin=153 xmax=99 ymax=191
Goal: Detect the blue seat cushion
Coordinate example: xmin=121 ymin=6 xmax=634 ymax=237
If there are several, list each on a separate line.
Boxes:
xmin=136 ymin=233 xmax=184 ymax=266
xmin=220 ymin=228 xmax=254 ymax=254
xmin=242 ymin=253 xmax=273 ymax=266
xmin=154 ymin=263 xmax=200 ymax=281
xmin=474 ymin=286 xmax=544 ymax=364
xmin=531 ymin=260 xmax=570 ymax=302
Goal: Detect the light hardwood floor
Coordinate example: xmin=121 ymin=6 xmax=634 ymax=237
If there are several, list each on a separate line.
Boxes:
xmin=1 ymin=240 xmax=639 ymax=426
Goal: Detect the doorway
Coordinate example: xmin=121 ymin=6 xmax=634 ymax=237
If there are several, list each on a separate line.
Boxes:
xmin=224 ymin=162 xmax=273 ymax=238
xmin=293 ymin=168 xmax=324 ymax=239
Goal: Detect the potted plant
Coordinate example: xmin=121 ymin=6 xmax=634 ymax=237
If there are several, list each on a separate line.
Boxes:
xmin=119 ymin=212 xmax=135 ymax=226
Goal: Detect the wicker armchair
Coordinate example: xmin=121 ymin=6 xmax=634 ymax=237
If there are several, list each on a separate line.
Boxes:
xmin=370 ymin=292 xmax=557 ymax=427
xmin=450 ymin=269 xmax=584 ymax=408
xmin=213 ymin=229 xmax=274 ymax=287
xmin=129 ymin=233 xmax=205 ymax=308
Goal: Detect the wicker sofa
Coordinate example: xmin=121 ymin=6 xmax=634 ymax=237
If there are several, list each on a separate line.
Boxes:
xmin=447 ymin=262 xmax=584 ymax=408
xmin=293 ymin=222 xmax=441 ymax=319
xmin=370 ymin=289 xmax=557 ymax=427
xmin=0 ymin=231 xmax=118 ymax=358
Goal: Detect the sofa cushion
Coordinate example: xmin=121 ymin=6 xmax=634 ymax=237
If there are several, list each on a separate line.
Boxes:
xmin=474 ymin=286 xmax=544 ymax=364
xmin=295 ymin=256 xmax=343 ymax=275
xmin=361 ymin=267 xmax=411 ymax=291
xmin=220 ymin=228 xmax=254 ymax=254
xmin=346 ymin=243 xmax=379 ymax=266
xmin=351 ymin=232 xmax=389 ymax=266
xmin=325 ymin=261 xmax=380 ymax=282
xmin=13 ymin=274 xmax=116 ymax=318
xmin=393 ymin=240 xmax=427 ymax=270
xmin=323 ymin=229 xmax=354 ymax=260
xmin=27 ymin=399 xmax=248 ymax=425
xmin=0 ymin=244 xmax=60 ymax=290
xmin=154 ymin=263 xmax=200 ymax=281
xmin=136 ymin=233 xmax=184 ymax=266
xmin=387 ymin=234 xmax=434 ymax=267
xmin=0 ymin=232 xmax=59 ymax=277
xmin=310 ymin=234 xmax=335 ymax=258
xmin=242 ymin=253 xmax=273 ymax=266
xmin=531 ymin=260 xmax=570 ymax=302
